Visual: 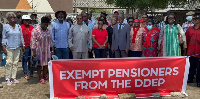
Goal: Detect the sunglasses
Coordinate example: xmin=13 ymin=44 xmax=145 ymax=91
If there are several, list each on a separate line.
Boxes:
xmin=24 ymin=19 xmax=30 ymax=21
xmin=142 ymin=17 xmax=147 ymax=18
xmin=111 ymin=19 xmax=116 ymax=21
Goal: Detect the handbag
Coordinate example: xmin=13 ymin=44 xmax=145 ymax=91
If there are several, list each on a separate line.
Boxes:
xmin=28 ymin=57 xmax=40 ymax=71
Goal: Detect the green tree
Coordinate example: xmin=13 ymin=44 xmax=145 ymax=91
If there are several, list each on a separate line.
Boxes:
xmin=106 ymin=0 xmax=200 ymax=10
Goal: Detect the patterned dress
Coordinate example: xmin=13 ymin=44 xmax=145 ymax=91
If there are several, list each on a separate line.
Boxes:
xmin=142 ymin=27 xmax=160 ymax=57
xmin=30 ymin=26 xmax=52 ymax=66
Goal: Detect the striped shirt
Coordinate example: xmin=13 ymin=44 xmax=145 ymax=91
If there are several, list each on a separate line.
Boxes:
xmin=30 ymin=26 xmax=52 ymax=66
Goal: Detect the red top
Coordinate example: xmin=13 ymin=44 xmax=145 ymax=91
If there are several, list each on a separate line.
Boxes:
xmin=186 ymin=26 xmax=200 ymax=58
xmin=21 ymin=24 xmax=34 ymax=47
xmin=92 ymin=29 xmax=108 ymax=48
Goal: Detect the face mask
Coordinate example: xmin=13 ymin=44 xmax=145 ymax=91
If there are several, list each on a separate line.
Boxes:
xmin=147 ymin=25 xmax=152 ymax=30
xmin=186 ymin=16 xmax=193 ymax=21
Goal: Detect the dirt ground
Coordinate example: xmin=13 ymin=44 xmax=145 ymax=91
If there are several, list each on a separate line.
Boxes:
xmin=0 ymin=64 xmax=200 ymax=99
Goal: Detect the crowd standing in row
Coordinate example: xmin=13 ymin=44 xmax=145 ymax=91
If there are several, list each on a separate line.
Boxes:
xmin=0 ymin=10 xmax=199 ymax=88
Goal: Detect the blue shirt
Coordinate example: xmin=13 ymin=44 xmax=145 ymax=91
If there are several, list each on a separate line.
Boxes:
xmin=182 ymin=22 xmax=194 ymax=32
xmin=157 ymin=21 xmax=165 ymax=30
xmin=51 ymin=20 xmax=70 ymax=48
xmin=2 ymin=24 xmax=24 ymax=49
xmin=118 ymin=23 xmax=125 ymax=29
xmin=89 ymin=19 xmax=97 ymax=25
xmin=83 ymin=21 xmax=94 ymax=35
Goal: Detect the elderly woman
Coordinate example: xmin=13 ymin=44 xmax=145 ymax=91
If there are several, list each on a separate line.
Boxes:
xmin=21 ymin=15 xmax=34 ymax=80
xmin=31 ymin=17 xmax=52 ymax=83
xmin=158 ymin=13 xmax=186 ymax=56
xmin=2 ymin=12 xmax=25 ymax=85
xmin=92 ymin=19 xmax=108 ymax=58
xmin=142 ymin=19 xmax=160 ymax=57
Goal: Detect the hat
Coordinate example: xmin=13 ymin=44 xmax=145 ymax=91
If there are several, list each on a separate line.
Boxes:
xmin=31 ymin=12 xmax=37 ymax=16
xmin=114 ymin=11 xmax=119 ymax=15
xmin=55 ymin=11 xmax=67 ymax=19
xmin=186 ymin=11 xmax=195 ymax=16
xmin=101 ymin=11 xmax=108 ymax=16
xmin=140 ymin=19 xmax=144 ymax=23
xmin=194 ymin=13 xmax=200 ymax=19
xmin=134 ymin=19 xmax=140 ymax=22
xmin=22 ymin=15 xmax=31 ymax=20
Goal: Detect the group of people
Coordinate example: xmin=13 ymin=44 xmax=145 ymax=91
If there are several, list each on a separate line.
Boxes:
xmin=0 ymin=10 xmax=199 ymax=88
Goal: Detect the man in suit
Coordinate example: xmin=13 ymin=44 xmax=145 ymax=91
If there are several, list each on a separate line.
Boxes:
xmin=112 ymin=15 xmax=131 ymax=58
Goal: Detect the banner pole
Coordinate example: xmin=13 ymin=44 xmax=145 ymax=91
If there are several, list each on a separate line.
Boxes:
xmin=48 ymin=61 xmax=54 ymax=99
xmin=181 ymin=57 xmax=190 ymax=96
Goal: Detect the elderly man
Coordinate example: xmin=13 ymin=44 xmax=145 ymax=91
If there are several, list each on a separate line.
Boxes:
xmin=88 ymin=11 xmax=96 ymax=25
xmin=68 ymin=15 xmax=92 ymax=59
xmin=45 ymin=14 xmax=52 ymax=30
xmin=30 ymin=12 xmax=39 ymax=27
xmin=51 ymin=11 xmax=70 ymax=59
xmin=15 ymin=11 xmax=22 ymax=24
xmin=186 ymin=13 xmax=200 ymax=87
xmin=112 ymin=14 xmax=131 ymax=58
xmin=82 ymin=12 xmax=94 ymax=58
xmin=182 ymin=11 xmax=195 ymax=32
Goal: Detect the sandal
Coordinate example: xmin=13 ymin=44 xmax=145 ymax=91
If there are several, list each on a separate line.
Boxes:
xmin=39 ymin=79 xmax=46 ymax=84
xmin=24 ymin=75 xmax=29 ymax=80
xmin=44 ymin=76 xmax=49 ymax=80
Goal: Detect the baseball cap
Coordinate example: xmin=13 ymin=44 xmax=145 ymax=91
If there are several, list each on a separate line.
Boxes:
xmin=22 ymin=15 xmax=31 ymax=20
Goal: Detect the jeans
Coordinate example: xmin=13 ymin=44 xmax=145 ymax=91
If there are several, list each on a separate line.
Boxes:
xmin=55 ymin=48 xmax=69 ymax=59
xmin=188 ymin=56 xmax=200 ymax=83
xmin=129 ymin=51 xmax=142 ymax=57
xmin=109 ymin=49 xmax=115 ymax=58
xmin=22 ymin=47 xmax=33 ymax=75
xmin=94 ymin=47 xmax=107 ymax=58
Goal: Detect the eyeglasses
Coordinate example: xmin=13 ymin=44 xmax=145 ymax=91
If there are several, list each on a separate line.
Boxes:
xmin=10 ymin=17 xmax=16 ymax=19
xmin=77 ymin=18 xmax=82 ymax=20
xmin=98 ymin=23 xmax=103 ymax=25
xmin=111 ymin=19 xmax=116 ymax=21
xmin=128 ymin=21 xmax=133 ymax=23
xmin=168 ymin=17 xmax=174 ymax=20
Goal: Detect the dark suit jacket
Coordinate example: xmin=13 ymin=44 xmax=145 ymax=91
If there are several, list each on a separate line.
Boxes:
xmin=112 ymin=23 xmax=130 ymax=50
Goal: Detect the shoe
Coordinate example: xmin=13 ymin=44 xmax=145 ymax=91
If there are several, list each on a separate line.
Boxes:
xmin=187 ymin=80 xmax=193 ymax=83
xmin=6 ymin=80 xmax=12 ymax=86
xmin=39 ymin=79 xmax=46 ymax=84
xmin=44 ymin=76 xmax=49 ymax=80
xmin=197 ymin=83 xmax=200 ymax=87
xmin=24 ymin=75 xmax=29 ymax=80
xmin=0 ymin=84 xmax=3 ymax=88
xmin=11 ymin=79 xmax=19 ymax=84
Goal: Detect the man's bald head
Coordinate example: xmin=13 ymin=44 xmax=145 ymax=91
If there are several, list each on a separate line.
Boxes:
xmin=45 ymin=14 xmax=52 ymax=22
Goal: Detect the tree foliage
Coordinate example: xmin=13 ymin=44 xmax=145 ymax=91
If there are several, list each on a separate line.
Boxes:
xmin=106 ymin=0 xmax=200 ymax=10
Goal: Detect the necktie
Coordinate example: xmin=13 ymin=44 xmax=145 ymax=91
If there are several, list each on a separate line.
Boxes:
xmin=118 ymin=24 xmax=122 ymax=33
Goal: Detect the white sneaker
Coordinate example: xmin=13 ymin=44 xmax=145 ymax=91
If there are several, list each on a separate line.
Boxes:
xmin=6 ymin=80 xmax=12 ymax=86
xmin=12 ymin=79 xmax=19 ymax=84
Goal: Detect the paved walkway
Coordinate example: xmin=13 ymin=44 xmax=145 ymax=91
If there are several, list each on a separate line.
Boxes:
xmin=0 ymin=63 xmax=200 ymax=99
